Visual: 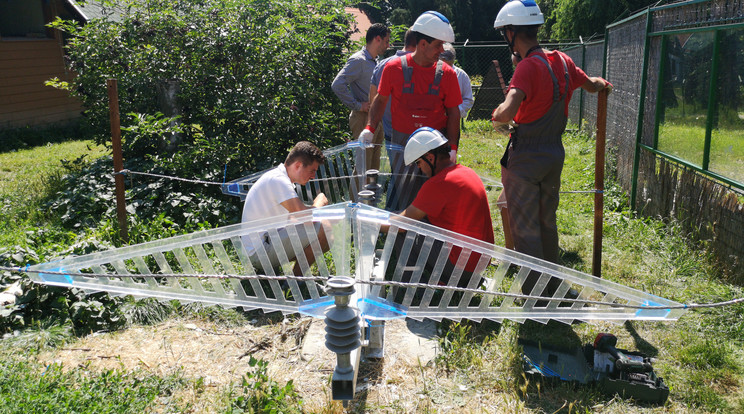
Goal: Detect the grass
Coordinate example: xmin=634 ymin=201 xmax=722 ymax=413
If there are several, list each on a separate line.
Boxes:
xmin=1 ymin=120 xmax=744 ymax=412
xmin=0 ymin=354 xmax=193 ymax=413
xmin=0 ymin=139 xmax=107 ymax=250
xmin=657 ymin=117 xmax=744 ymax=184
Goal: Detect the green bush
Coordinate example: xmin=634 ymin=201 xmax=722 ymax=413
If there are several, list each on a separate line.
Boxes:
xmin=226 ymin=356 xmax=302 ymax=413
xmin=0 ymin=359 xmax=188 ymax=413
xmin=48 ymin=0 xmax=353 ymax=180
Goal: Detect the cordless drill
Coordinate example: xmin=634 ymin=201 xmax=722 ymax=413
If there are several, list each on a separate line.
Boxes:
xmin=593 ymin=333 xmax=653 ymax=373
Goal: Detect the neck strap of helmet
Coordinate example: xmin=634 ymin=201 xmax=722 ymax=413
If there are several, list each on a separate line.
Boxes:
xmin=503 ymin=27 xmax=542 ymax=63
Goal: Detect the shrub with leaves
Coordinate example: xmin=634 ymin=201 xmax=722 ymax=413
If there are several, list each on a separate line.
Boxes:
xmin=48 ymin=0 xmax=353 ymax=181
xmin=227 ymin=356 xmax=302 ymax=413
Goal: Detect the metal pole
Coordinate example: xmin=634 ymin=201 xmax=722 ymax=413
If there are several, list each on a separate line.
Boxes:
xmin=592 ymin=89 xmax=608 ymax=277
xmin=630 ymin=10 xmax=654 ymax=211
xmin=107 ymin=79 xmax=128 ymax=243
xmin=363 ymin=169 xmax=381 ymax=207
xmin=702 ymin=30 xmax=721 ymax=171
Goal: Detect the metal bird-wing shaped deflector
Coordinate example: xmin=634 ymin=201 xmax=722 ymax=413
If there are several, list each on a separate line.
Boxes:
xmin=28 ymin=202 xmax=685 ymax=324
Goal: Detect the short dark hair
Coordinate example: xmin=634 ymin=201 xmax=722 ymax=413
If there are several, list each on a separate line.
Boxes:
xmin=413 ymin=30 xmax=435 ymax=45
xmin=366 ymin=23 xmax=390 ymax=44
xmin=285 ymin=141 xmax=325 ymax=167
xmin=432 ymin=142 xmax=452 ymax=158
xmin=511 ymin=24 xmax=540 ymax=40
xmin=403 ymin=29 xmax=416 ymax=48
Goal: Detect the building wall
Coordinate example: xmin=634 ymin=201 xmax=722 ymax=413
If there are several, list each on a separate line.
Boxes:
xmin=0 ymin=0 xmax=82 ymax=129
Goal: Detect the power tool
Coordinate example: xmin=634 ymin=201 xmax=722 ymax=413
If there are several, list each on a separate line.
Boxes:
xmin=519 ymin=333 xmax=669 ymax=404
xmin=593 ymin=333 xmax=654 ymax=373
xmin=590 ymin=333 xmax=669 ymax=403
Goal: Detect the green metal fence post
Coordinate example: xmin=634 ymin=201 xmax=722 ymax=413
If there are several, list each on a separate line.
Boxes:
xmin=652 ymin=35 xmax=668 ymax=152
xmin=630 ymin=10 xmax=653 ymax=211
xmin=703 ymin=30 xmax=721 ymax=171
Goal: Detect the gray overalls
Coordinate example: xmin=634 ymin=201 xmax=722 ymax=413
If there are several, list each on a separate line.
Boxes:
xmin=386 ymin=57 xmax=446 ymax=211
xmin=501 ymin=53 xmax=570 ymax=266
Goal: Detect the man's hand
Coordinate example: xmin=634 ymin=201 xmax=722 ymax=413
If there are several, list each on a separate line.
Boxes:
xmin=313 ymin=193 xmax=329 ymax=208
xmin=358 ymin=125 xmax=375 ymax=145
xmin=360 ymin=101 xmax=371 ymax=112
xmin=449 ymin=149 xmax=457 ymax=164
xmin=602 ymin=78 xmax=614 ymax=94
xmin=491 ymin=118 xmax=517 ymax=136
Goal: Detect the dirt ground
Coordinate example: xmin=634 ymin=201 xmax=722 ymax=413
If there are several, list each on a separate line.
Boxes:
xmin=36 ymin=316 xmax=485 ymax=413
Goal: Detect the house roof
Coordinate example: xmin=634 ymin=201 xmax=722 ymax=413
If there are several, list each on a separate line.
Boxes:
xmin=345 ymin=7 xmax=372 ymax=43
xmin=64 ymin=0 xmax=127 ymax=23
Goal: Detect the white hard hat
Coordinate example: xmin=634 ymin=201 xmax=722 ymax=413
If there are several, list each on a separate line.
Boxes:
xmin=404 ymin=127 xmax=449 ymax=165
xmin=493 ymin=0 xmax=544 ymax=29
xmin=411 ymin=11 xmax=455 ymax=43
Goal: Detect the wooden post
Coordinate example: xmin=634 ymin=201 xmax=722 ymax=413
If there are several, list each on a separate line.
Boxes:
xmin=592 ymin=89 xmax=609 ymax=277
xmin=108 ymin=79 xmax=128 ymax=242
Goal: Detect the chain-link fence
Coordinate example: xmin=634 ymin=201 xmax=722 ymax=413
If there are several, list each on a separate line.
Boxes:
xmin=566 ymin=1 xmax=744 ymax=280
xmin=457 ymin=43 xmax=512 ymax=120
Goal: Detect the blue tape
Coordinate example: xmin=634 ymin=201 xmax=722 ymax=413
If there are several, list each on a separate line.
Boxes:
xmin=226 ymin=183 xmax=241 ymax=195
xmin=39 ymin=267 xmax=73 ymax=285
xmin=635 ymin=300 xmax=671 ymax=318
xmin=359 ymin=298 xmax=406 ymax=315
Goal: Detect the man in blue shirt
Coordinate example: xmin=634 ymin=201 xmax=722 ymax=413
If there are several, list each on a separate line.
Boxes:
xmin=332 ymin=23 xmax=390 ymax=170
xmin=440 ymin=43 xmax=474 ymax=120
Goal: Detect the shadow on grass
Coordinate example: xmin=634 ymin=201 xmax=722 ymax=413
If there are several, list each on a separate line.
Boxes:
xmin=559 ymin=247 xmax=585 ymax=270
xmin=624 ymin=320 xmax=659 ymax=358
xmin=0 ymin=122 xmax=93 ymax=154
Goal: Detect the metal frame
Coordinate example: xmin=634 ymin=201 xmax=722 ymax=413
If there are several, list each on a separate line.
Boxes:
xmin=646 ymin=24 xmax=744 ymax=193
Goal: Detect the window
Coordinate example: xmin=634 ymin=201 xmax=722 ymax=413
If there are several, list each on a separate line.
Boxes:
xmin=0 ymin=0 xmax=48 ymax=38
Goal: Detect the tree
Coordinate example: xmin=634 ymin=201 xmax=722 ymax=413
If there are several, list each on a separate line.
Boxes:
xmin=544 ymin=0 xmax=659 ymax=41
xmin=365 ymin=0 xmax=507 ymax=42
xmin=49 ymin=0 xmax=353 ymax=179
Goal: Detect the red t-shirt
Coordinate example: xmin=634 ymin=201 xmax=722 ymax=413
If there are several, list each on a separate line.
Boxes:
xmin=509 ymin=50 xmax=589 ymax=124
xmin=378 ymin=54 xmax=462 ymax=134
xmin=412 ymin=164 xmax=494 ymax=272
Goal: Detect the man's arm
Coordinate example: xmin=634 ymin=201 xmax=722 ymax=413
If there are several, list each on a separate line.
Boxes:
xmin=459 ymin=74 xmax=475 ymax=119
xmin=581 ymin=76 xmax=612 ymax=93
xmin=366 ymin=93 xmax=388 ymax=131
xmin=331 ymin=58 xmax=363 ymax=111
xmin=445 ymin=106 xmax=460 ymax=148
xmin=399 ymin=204 xmax=426 ymax=221
xmin=380 ymin=204 xmax=427 ymax=233
xmin=369 ymin=84 xmax=379 ymax=108
xmin=491 ymin=87 xmax=526 ymax=123
xmin=280 ymin=193 xmax=328 ymax=213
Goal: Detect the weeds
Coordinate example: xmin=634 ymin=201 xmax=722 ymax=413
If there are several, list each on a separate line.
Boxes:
xmin=0 ymin=357 xmax=190 ymax=413
xmin=2 ymin=320 xmax=73 ymax=351
xmin=226 ymin=356 xmax=302 ymax=414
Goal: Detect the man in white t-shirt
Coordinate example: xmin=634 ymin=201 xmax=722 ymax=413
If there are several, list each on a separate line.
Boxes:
xmin=241 ymin=141 xmax=329 ymax=275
